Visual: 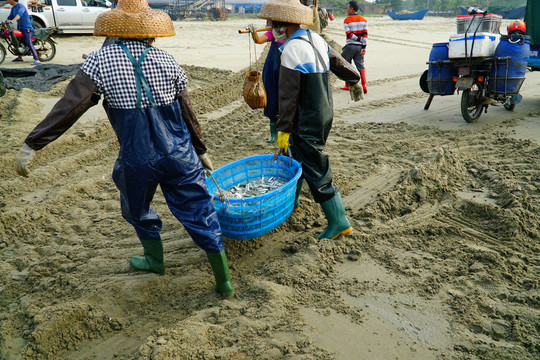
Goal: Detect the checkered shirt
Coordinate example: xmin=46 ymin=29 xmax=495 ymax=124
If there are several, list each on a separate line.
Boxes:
xmin=81 ymin=39 xmax=188 ymax=109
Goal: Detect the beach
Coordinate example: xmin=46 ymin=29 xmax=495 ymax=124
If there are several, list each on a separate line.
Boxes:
xmin=0 ymin=16 xmax=539 ymax=359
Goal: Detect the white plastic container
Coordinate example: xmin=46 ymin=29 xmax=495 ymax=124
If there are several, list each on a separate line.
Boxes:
xmin=456 ymin=14 xmax=502 ymax=34
xmin=448 ymin=32 xmax=501 ymax=58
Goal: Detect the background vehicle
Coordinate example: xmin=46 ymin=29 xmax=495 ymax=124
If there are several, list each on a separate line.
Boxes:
xmin=0 ymin=0 xmax=111 ymax=34
xmin=0 ymin=21 xmax=56 ymax=64
xmin=420 ymin=12 xmax=530 ymax=123
xmin=526 ymin=0 xmax=540 ymax=70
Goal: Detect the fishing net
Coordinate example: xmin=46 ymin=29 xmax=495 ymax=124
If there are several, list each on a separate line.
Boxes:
xmin=0 ymin=63 xmax=81 ymax=92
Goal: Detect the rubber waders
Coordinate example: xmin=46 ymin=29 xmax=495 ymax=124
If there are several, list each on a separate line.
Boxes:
xmin=266 ymin=122 xmax=278 ymax=143
xmin=293 ymin=178 xmax=304 ymax=212
xmin=130 ymin=239 xmax=165 ymax=275
xmin=360 ymin=69 xmax=367 ymax=94
xmin=207 ymin=251 xmax=235 ymax=298
xmin=318 ymin=192 xmax=353 ymax=240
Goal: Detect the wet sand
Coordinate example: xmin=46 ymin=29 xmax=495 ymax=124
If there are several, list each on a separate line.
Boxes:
xmin=0 ymin=17 xmax=539 ymax=359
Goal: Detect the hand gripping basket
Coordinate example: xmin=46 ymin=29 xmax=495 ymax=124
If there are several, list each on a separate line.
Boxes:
xmin=206 ymin=154 xmax=302 ymax=240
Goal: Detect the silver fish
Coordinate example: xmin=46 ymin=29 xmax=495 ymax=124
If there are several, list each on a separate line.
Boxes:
xmin=226 ymin=176 xmax=286 ymax=199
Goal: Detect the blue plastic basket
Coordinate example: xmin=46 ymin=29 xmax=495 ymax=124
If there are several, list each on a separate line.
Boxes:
xmin=206 ymin=154 xmax=302 ymax=240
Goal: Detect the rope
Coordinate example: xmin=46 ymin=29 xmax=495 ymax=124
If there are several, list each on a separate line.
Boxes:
xmin=208 ymin=170 xmax=235 ymax=213
xmin=248 ymin=30 xmax=257 ymax=70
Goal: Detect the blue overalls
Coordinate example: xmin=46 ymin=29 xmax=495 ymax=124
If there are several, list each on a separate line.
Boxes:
xmin=105 ymin=43 xmax=224 ymax=254
xmin=262 ymin=40 xmax=281 ymax=123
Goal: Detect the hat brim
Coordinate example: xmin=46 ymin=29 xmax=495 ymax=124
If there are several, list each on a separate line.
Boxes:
xmin=257 ymin=2 xmax=313 ymax=26
xmin=94 ymin=9 xmax=175 ymax=37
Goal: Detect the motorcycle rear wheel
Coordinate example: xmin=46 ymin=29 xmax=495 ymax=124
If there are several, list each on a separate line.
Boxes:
xmin=0 ymin=43 xmax=6 ymax=65
xmin=35 ymin=39 xmax=55 ymax=62
xmin=460 ymin=81 xmax=483 ymax=123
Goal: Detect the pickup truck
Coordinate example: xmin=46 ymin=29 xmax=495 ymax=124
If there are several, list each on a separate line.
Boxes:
xmin=0 ymin=0 xmax=111 ymax=34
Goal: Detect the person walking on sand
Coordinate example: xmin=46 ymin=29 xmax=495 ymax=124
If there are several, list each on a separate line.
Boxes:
xmin=258 ymin=0 xmax=362 ymax=240
xmin=5 ymin=0 xmax=40 ymax=65
xmin=247 ymin=21 xmax=284 ymax=143
xmin=340 ymin=1 xmax=367 ymax=93
xmin=13 ymin=0 xmax=235 ymax=298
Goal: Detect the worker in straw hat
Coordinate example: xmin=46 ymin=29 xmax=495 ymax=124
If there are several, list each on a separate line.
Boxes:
xmin=13 ymin=0 xmax=234 ymax=298
xmin=258 ymin=0 xmax=363 ymax=240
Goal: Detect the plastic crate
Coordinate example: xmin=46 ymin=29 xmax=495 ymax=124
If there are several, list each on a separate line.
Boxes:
xmin=206 ymin=154 xmax=302 ymax=240
xmin=456 ymin=14 xmax=502 ymax=34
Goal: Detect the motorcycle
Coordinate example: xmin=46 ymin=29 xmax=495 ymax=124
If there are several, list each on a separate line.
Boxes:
xmin=0 ymin=21 xmax=56 ymax=65
xmin=421 ymin=38 xmax=529 ymax=123
xmin=420 ymin=11 xmax=530 ymax=123
xmin=453 ymin=56 xmax=522 ymax=123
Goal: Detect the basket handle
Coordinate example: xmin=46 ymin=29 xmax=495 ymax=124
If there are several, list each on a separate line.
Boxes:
xmin=205 ymin=168 xmax=226 ymax=198
xmin=205 ymin=167 xmax=232 ymax=213
xmin=274 ymin=147 xmax=293 ymax=167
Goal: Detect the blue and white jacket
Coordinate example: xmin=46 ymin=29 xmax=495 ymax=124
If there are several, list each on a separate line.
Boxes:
xmin=277 ymin=29 xmax=360 ymax=134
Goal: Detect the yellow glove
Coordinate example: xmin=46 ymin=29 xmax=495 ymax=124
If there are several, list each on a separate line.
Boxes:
xmin=349 ymin=82 xmax=364 ymax=102
xmin=277 ymin=132 xmax=290 ymax=153
xmin=14 ymin=143 xmax=35 ymax=177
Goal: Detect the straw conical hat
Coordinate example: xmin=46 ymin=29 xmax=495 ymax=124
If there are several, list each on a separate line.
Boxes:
xmin=258 ymin=0 xmax=313 ymax=26
xmin=94 ymin=0 xmax=175 ymax=38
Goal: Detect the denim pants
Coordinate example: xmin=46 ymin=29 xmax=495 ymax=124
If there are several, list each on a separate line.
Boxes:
xmin=22 ymin=29 xmax=39 ymax=60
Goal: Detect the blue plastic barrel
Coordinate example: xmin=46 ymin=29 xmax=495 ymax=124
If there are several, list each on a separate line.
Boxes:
xmin=489 ymin=35 xmax=530 ymax=95
xmin=427 ymin=42 xmax=457 ymax=95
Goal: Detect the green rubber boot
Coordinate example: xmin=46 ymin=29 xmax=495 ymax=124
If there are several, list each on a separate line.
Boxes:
xmin=130 ymin=239 xmax=165 ymax=275
xmin=318 ymin=193 xmax=353 ymax=240
xmin=266 ymin=122 xmax=278 ymax=143
xmin=207 ymin=251 xmax=235 ymax=298
xmin=293 ymin=178 xmax=304 ymax=212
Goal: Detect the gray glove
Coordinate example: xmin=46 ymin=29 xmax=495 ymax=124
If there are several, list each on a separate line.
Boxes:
xmin=349 ymin=83 xmax=364 ymax=102
xmin=199 ymin=153 xmax=214 ymax=171
xmin=247 ymin=24 xmax=255 ymax=33
xmin=15 ymin=143 xmax=36 ymax=177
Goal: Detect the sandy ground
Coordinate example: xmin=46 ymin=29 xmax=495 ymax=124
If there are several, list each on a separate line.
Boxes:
xmin=0 ymin=16 xmax=539 ymax=359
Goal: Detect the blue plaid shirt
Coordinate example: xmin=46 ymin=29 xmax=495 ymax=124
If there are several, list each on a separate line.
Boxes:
xmin=81 ymin=39 xmax=188 ymax=109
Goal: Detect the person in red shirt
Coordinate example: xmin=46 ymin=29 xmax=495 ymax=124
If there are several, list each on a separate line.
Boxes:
xmin=340 ymin=0 xmax=368 ymax=93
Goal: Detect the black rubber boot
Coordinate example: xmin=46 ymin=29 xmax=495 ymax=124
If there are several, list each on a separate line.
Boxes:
xmin=130 ymin=239 xmax=165 ymax=275
xmin=318 ymin=192 xmax=353 ymax=240
xmin=207 ymin=251 xmax=235 ymax=298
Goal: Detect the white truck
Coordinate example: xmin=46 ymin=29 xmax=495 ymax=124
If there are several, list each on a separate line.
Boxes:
xmin=0 ymin=0 xmax=111 ymax=34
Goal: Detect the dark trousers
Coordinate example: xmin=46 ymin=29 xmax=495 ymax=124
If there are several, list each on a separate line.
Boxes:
xmin=341 ymin=44 xmax=364 ymax=71
xmin=22 ymin=29 xmax=39 ymax=60
xmin=106 ymin=103 xmax=225 ymax=254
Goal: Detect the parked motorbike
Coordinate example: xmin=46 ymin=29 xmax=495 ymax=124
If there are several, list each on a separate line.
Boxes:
xmin=0 ymin=21 xmax=56 ymax=65
xmin=453 ymin=56 xmax=522 ymax=122
xmin=421 ymin=36 xmax=530 ymax=123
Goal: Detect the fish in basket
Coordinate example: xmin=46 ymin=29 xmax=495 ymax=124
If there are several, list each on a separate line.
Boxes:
xmin=205 ymin=154 xmax=302 ymax=240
